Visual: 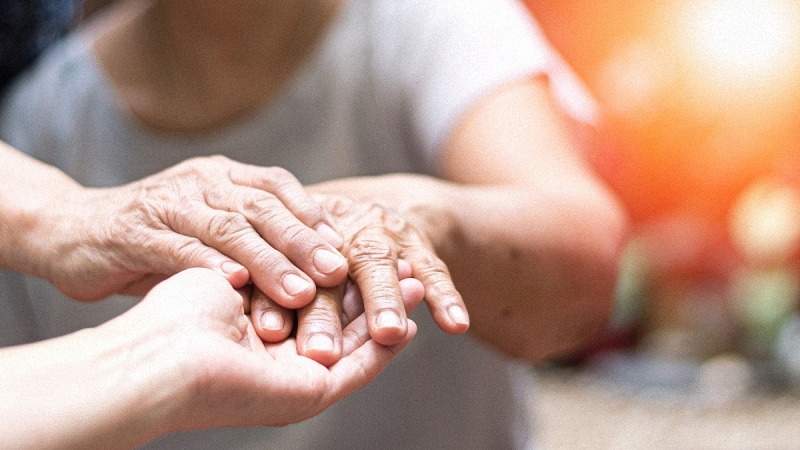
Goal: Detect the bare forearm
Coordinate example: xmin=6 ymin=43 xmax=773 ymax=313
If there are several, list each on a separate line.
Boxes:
xmin=439 ymin=180 xmax=626 ymax=361
xmin=0 ymin=141 xmax=83 ymax=275
xmin=313 ymin=173 xmax=627 ymax=362
xmin=0 ymin=326 xmax=174 ymax=449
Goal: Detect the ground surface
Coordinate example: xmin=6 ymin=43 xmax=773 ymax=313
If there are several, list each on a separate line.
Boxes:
xmin=529 ymin=369 xmax=800 ymax=449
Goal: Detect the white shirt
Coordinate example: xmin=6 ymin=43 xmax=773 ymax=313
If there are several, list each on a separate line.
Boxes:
xmin=0 ymin=1 xmax=582 ymax=447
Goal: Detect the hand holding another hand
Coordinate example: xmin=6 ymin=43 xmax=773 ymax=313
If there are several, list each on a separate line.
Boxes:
xmin=116 ymin=269 xmax=417 ymax=436
xmin=250 ymin=259 xmax=426 ymax=366
xmin=250 ymin=191 xmax=469 ymax=364
xmin=28 ymin=156 xmax=348 ymax=306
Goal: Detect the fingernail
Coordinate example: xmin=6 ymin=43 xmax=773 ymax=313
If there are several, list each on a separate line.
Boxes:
xmin=307 ymin=333 xmax=335 ymax=352
xmin=316 ymin=223 xmax=344 ymax=248
xmin=220 ymin=261 xmax=246 ymax=275
xmin=448 ymin=305 xmax=469 ymax=325
xmin=376 ymin=310 xmax=403 ymax=330
xmin=313 ymin=248 xmax=346 ymax=274
xmin=282 ymin=273 xmax=312 ymax=296
xmin=260 ymin=310 xmax=285 ymax=331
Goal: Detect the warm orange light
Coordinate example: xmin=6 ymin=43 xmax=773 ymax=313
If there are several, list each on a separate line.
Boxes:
xmin=730 ymin=179 xmax=800 ymax=264
xmin=691 ymin=1 xmax=796 ymax=77
xmin=678 ymin=0 xmax=800 ymax=98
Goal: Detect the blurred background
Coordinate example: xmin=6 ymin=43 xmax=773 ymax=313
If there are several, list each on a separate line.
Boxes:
xmin=523 ymin=0 xmax=800 ymax=446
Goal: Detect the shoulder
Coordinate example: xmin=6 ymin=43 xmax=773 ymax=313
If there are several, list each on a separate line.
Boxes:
xmin=361 ymin=0 xmax=550 ymax=55
xmin=353 ymin=0 xmax=557 ymax=166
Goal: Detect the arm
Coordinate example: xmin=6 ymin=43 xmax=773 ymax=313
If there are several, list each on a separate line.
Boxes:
xmin=0 ymin=140 xmax=347 ymax=307
xmin=0 ymin=268 xmax=418 ymax=449
xmin=311 ymin=78 xmax=627 ymax=361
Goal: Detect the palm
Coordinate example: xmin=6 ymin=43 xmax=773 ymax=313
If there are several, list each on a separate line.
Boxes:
xmin=176 ymin=306 xmax=413 ymax=429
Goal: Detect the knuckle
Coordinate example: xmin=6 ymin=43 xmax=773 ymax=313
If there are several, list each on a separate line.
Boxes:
xmin=136 ymin=181 xmax=176 ymax=214
xmin=267 ymin=166 xmax=295 ymax=184
xmin=383 ymin=213 xmax=408 ymax=235
xmin=250 ymin=247 xmax=287 ymax=274
xmin=279 ymin=223 xmax=317 ymax=250
xmin=302 ymin=309 xmax=340 ymax=334
xmin=416 ymin=254 xmax=449 ymax=275
xmin=293 ymin=199 xmax=326 ymax=223
xmin=427 ymin=277 xmax=458 ymax=297
xmin=241 ymin=194 xmax=279 ymax=217
xmin=180 ymin=156 xmax=210 ymax=173
xmin=408 ymin=247 xmax=448 ymax=273
xmin=171 ymin=237 xmax=209 ymax=265
xmin=323 ymin=195 xmax=354 ymax=217
xmin=349 ymin=235 xmax=394 ymax=263
xmin=206 ymin=212 xmax=250 ymax=240
xmin=411 ymin=254 xmax=455 ymax=290
xmin=363 ymin=283 xmax=401 ymax=308
xmin=249 ymin=202 xmax=287 ymax=227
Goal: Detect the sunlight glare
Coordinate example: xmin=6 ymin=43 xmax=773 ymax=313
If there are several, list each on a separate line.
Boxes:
xmin=684 ymin=0 xmax=800 ymax=83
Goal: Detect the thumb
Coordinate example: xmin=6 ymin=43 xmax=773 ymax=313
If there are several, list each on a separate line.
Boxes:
xmin=144 ymin=268 xmax=241 ymax=308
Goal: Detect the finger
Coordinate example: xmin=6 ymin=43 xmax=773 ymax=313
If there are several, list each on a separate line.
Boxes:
xmin=342 ymin=277 xmax=424 ymax=356
xmin=402 ymin=243 xmax=469 ymax=334
xmin=297 ymin=285 xmax=345 ymax=367
xmin=348 ymin=227 xmax=407 ymax=346
xmin=137 ymin=231 xmax=251 ymax=288
xmin=243 ymin=320 xmax=269 ymax=355
xmin=168 ymin=201 xmax=316 ymax=308
xmin=340 ymin=280 xmax=364 ymax=325
xmin=326 ymin=320 xmax=417 ymax=406
xmin=227 ymin=163 xmax=344 ymax=248
xmin=238 ymin=285 xmax=254 ymax=314
xmin=397 ymin=259 xmax=412 ymax=279
xmin=206 ymin=185 xmax=349 ymax=287
xmin=340 ymin=260 xmax=414 ymax=325
xmin=250 ymin=288 xmax=294 ymax=343
xmin=146 ymin=268 xmax=241 ymax=310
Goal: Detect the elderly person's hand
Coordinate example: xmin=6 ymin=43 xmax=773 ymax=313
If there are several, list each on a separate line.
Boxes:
xmin=251 ymin=188 xmax=469 ymax=350
xmin=18 ymin=155 xmax=349 ymax=307
xmin=0 ymin=268 xmax=416 ymax=449
xmin=251 ymin=259 xmax=425 ymax=365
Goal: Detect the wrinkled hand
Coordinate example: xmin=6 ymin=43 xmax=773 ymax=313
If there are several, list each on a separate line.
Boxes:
xmin=118 ymin=268 xmax=415 ymax=431
xmin=34 ymin=156 xmax=348 ymax=304
xmin=322 ymin=194 xmax=469 ymax=345
xmin=254 ymin=193 xmax=468 ymax=347
xmin=250 ymin=259 xmax=426 ymax=365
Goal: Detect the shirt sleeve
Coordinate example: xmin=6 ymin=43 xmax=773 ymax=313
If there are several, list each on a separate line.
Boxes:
xmin=386 ymin=0 xmax=595 ymax=170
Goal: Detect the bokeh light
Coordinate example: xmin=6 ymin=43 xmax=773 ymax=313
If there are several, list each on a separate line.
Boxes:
xmin=526 ymin=0 xmax=800 ymax=395
xmin=675 ymin=0 xmax=800 ymax=121
xmin=681 ymin=0 xmax=800 ymax=89
xmin=730 ymin=179 xmax=800 ymax=265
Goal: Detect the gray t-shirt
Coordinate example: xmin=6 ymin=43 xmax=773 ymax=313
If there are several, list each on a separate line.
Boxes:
xmin=0 ymin=0 xmax=561 ymax=448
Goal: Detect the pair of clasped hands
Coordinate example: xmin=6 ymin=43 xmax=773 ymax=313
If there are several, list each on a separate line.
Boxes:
xmin=42 ymin=156 xmax=469 ymax=430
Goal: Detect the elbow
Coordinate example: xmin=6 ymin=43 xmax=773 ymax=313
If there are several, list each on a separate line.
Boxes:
xmin=543 ymin=188 xmax=629 ymax=360
xmin=487 ymin=190 xmax=630 ymax=363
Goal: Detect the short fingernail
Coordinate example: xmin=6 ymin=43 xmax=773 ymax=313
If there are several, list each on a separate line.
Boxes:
xmin=313 ymin=248 xmax=346 ymax=274
xmin=448 ymin=305 xmax=469 ymax=326
xmin=307 ymin=333 xmax=335 ymax=352
xmin=260 ymin=310 xmax=285 ymax=331
xmin=376 ymin=310 xmax=403 ymax=330
xmin=220 ymin=261 xmax=246 ymax=275
xmin=282 ymin=273 xmax=312 ymax=296
xmin=316 ymin=223 xmax=344 ymax=248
